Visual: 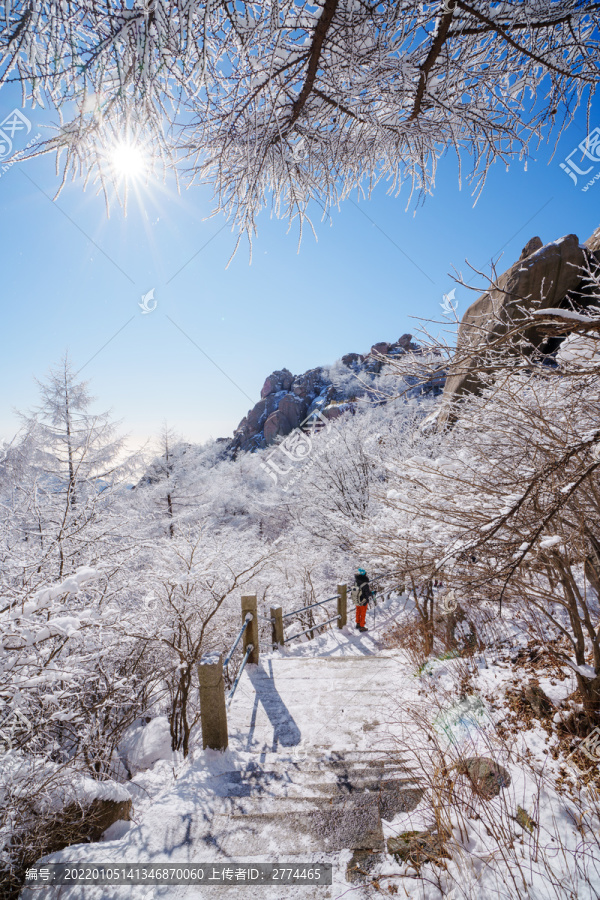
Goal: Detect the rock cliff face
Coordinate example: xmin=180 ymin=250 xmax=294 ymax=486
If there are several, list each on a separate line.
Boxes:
xmin=230 ymin=334 xmax=421 ymax=453
xmin=438 ymin=226 xmax=600 ymax=427
xmin=585 ymin=225 xmax=600 ymax=256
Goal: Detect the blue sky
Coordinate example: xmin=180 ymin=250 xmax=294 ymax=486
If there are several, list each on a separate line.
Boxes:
xmin=0 ymin=87 xmax=599 ymax=451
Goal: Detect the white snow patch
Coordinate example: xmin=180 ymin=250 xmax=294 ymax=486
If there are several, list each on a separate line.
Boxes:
xmin=118 ymin=716 xmax=177 ymax=775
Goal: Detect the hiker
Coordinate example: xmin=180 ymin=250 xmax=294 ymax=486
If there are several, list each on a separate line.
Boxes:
xmin=352 ymin=567 xmax=373 ymax=633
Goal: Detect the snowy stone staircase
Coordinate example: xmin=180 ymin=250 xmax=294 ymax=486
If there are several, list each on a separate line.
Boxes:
xmin=204 ymin=749 xmax=422 ymax=857
xmin=22 ymin=651 xmax=421 ymax=899
xmin=188 ymin=653 xmax=423 ymax=864
xmin=166 ymin=652 xmax=423 ymax=895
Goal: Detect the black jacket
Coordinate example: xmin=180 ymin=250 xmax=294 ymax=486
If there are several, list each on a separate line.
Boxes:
xmin=354 ymin=573 xmax=371 ymax=605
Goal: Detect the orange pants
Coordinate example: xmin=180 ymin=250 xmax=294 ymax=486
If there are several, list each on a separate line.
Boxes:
xmin=355 ymin=604 xmax=368 ymax=627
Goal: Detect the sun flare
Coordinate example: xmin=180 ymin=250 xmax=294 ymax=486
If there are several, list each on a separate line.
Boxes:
xmin=110 ymin=141 xmax=147 ymax=179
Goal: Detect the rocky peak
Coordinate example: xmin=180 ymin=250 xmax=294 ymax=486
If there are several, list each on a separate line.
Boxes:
xmin=260 ymin=369 xmax=293 ymax=399
xmin=585 ymin=225 xmax=600 ymax=258
xmin=230 ymin=334 xmax=424 ymax=454
xmin=438 ymin=224 xmax=600 ymax=428
xmin=519 ymin=236 xmax=544 ymax=260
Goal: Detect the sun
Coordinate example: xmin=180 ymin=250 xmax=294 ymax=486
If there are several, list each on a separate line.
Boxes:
xmin=110 ymin=141 xmax=147 ymax=179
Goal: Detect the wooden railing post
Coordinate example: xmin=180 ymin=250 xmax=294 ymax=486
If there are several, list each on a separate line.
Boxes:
xmin=198 ymin=652 xmax=228 ymax=751
xmin=241 ymin=594 xmax=259 ymax=665
xmin=271 ymin=606 xmax=284 ymax=648
xmin=337 ymin=584 xmax=347 ymax=629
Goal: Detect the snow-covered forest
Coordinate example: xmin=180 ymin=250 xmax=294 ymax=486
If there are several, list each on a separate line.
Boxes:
xmin=0 ymin=346 xmax=437 ymax=888
xmin=3 ymin=259 xmax=600 ymax=897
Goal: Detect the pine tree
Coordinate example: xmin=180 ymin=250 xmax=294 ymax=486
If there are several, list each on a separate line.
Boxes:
xmin=14 ymin=354 xmax=133 ymax=578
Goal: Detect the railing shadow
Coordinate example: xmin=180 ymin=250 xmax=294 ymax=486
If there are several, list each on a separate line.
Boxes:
xmin=244 ymin=659 xmax=301 ymax=752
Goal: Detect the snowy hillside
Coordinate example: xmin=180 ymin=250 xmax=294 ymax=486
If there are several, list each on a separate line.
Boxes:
xmin=3 ymin=314 xmax=600 ymax=900
xmin=16 ymin=590 xmax=600 ymax=900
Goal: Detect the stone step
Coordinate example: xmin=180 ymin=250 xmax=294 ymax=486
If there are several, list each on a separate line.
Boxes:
xmin=202 ymin=770 xmax=422 ymax=808
xmin=217 ymin=779 xmax=424 ymax=821
xmin=203 ymin=773 xmax=421 ymax=797
xmin=276 ymin=777 xmax=422 ymax=800
xmin=230 ymin=736 xmax=406 ymax=757
xmin=258 ymin=767 xmax=420 ymax=786
xmin=222 ymin=749 xmax=413 ymax=768
xmin=232 ymin=769 xmax=419 ymax=784
xmin=206 ymin=792 xmax=386 ymax=855
xmin=211 ymin=768 xmax=421 ymax=794
xmin=263 ymin=652 xmax=406 ymax=661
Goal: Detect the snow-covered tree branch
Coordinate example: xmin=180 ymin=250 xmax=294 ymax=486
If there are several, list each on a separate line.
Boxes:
xmin=4 ymin=1 xmax=599 ymax=245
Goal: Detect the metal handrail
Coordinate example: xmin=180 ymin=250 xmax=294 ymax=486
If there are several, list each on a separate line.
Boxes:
xmin=283 ymin=614 xmax=341 ymax=644
xmin=281 ymin=594 xmax=340 ymax=620
xmin=226 ymin=644 xmax=253 ymax=706
xmin=267 ymin=578 xmax=404 ymax=630
xmin=223 ymin=613 xmax=252 ymax=670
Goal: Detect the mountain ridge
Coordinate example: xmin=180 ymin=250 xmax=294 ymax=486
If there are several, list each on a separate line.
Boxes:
xmin=229 ymin=333 xmax=431 ymax=454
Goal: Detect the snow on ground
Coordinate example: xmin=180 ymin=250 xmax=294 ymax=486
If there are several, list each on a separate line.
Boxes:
xmin=276 ymin=590 xmax=412 ymax=658
xmin=118 ymin=717 xmax=174 ymax=778
xmin=19 ymin=591 xmax=600 ymax=900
